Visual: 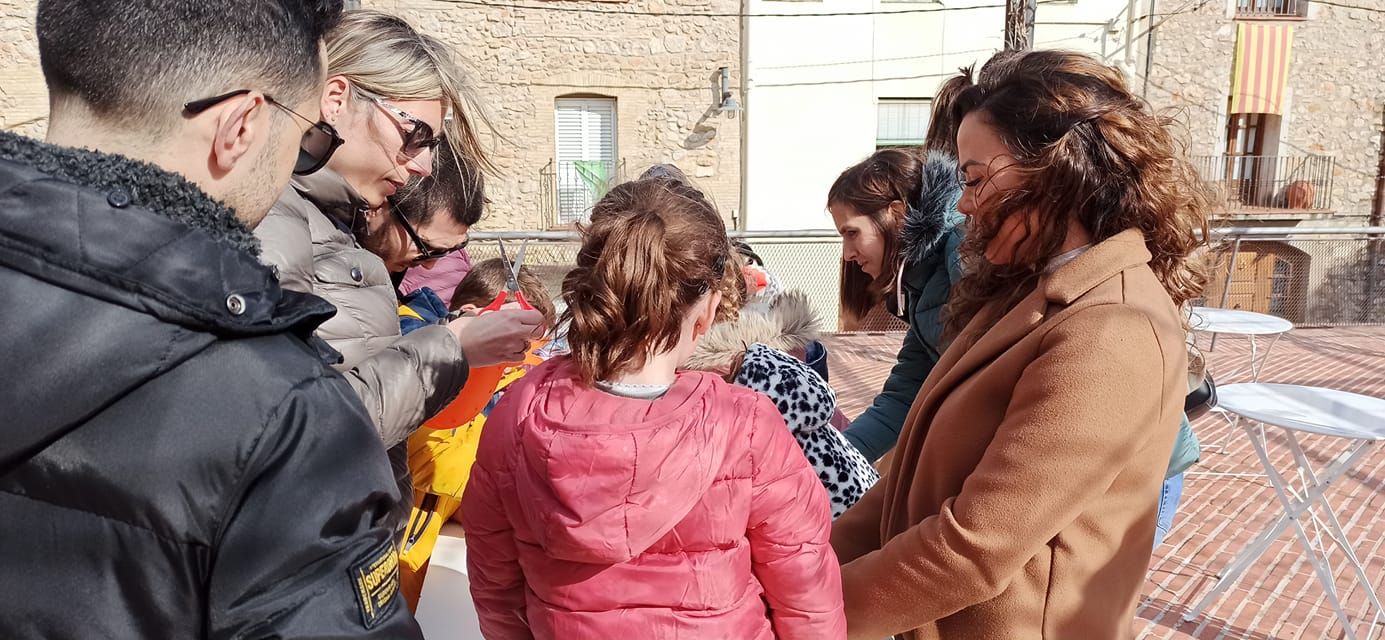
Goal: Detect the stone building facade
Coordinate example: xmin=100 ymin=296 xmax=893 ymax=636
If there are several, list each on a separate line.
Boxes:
xmin=1142 ymin=0 xmax=1384 ymax=222
xmin=0 ymin=0 xmax=46 ymax=138
xmin=0 ymin=0 xmax=742 ymax=230
xmin=364 ymin=0 xmax=742 ymax=230
xmin=1141 ymin=0 xmax=1385 ymax=323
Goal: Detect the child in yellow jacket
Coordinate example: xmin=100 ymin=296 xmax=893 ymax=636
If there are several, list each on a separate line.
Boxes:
xmin=397 ymin=259 xmax=557 ymax=608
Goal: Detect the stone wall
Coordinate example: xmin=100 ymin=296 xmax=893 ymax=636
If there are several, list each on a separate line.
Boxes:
xmin=0 ymin=0 xmax=46 ymax=137
xmin=0 ymin=1 xmax=743 ymax=231
xmin=364 ymin=0 xmax=743 ymax=231
xmin=1144 ymin=0 xmax=1385 ymax=220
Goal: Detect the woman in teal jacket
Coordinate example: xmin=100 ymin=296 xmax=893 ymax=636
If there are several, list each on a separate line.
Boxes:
xmin=830 ymin=148 xmax=965 ymax=462
xmin=829 ymin=147 xmax=1199 ymax=546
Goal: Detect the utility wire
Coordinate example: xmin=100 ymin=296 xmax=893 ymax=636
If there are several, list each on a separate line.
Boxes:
xmin=436 ymin=0 xmax=1069 ymax=18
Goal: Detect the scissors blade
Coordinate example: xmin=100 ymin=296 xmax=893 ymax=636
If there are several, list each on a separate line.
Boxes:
xmin=496 ymin=238 xmax=521 ymax=293
xmin=511 ymin=239 xmax=529 ymax=277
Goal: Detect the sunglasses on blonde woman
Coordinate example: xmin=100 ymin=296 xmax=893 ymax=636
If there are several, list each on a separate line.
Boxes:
xmin=353 ymin=88 xmax=443 ymax=158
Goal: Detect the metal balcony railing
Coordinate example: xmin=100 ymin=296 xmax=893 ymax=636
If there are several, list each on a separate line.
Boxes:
xmin=539 ymin=158 xmax=626 ymax=227
xmin=1234 ymin=0 xmax=1308 ymax=19
xmin=1192 ymin=154 xmax=1334 ymax=213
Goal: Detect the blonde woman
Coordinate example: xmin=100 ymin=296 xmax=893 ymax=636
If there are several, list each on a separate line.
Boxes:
xmin=255 ymin=10 xmax=543 ymax=450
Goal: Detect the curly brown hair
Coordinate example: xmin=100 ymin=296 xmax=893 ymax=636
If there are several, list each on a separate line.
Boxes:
xmin=945 ymin=50 xmax=1212 ymax=337
xmin=561 ymin=177 xmax=742 ymax=386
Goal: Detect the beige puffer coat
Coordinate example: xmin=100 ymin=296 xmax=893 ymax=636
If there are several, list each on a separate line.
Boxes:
xmin=255 ymin=168 xmax=467 ymax=448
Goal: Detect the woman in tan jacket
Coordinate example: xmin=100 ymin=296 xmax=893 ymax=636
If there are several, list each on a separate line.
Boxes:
xmin=256 ymin=11 xmax=544 ymax=448
xmin=830 ymin=50 xmax=1212 ymax=640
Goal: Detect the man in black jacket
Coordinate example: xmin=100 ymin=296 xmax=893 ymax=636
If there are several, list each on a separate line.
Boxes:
xmin=0 ymin=1 xmax=422 ymax=637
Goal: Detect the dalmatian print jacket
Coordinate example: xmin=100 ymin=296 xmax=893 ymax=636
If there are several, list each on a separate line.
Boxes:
xmin=734 ymin=343 xmax=879 ymax=518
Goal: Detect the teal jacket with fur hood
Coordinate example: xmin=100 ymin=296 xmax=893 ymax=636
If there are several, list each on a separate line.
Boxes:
xmin=843 ymin=152 xmax=966 ymax=463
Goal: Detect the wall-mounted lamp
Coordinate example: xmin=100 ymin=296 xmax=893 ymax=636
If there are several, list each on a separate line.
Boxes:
xmin=717 ymin=66 xmax=740 ymax=117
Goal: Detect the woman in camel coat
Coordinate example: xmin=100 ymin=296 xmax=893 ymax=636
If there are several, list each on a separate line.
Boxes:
xmin=830 ymin=50 xmax=1213 ymax=640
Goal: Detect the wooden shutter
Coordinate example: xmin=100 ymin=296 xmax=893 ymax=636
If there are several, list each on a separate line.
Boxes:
xmin=555 ymin=99 xmax=617 ymax=223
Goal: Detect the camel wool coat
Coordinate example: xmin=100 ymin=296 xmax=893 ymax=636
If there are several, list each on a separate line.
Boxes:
xmin=830 ymin=229 xmax=1188 ymax=640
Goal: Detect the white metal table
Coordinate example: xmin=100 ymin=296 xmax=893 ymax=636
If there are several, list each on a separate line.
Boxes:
xmin=415 ymin=523 xmax=485 ymax=639
xmin=1181 ymin=384 xmax=1385 ymax=640
xmin=1189 ymin=307 xmax=1296 ymax=459
xmin=1190 ymin=306 xmax=1294 ymax=382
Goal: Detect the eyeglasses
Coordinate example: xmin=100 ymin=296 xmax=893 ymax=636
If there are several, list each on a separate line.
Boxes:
xmin=184 ymin=89 xmax=344 ymax=176
xmin=391 ymin=205 xmax=467 ymax=265
xmin=956 ymin=164 xmax=982 ymax=190
xmin=700 ymin=249 xmax=730 ymax=295
xmin=354 ymin=88 xmax=443 ymax=159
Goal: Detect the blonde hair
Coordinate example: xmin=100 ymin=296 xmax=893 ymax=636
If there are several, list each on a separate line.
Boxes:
xmin=324 ymin=10 xmax=497 ymax=194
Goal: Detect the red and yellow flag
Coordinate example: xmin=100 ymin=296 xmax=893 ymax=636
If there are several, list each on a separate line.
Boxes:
xmin=1230 ymin=23 xmax=1295 ymax=115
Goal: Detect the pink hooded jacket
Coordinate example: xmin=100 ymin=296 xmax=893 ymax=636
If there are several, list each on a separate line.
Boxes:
xmin=461 ymin=358 xmax=846 ymax=639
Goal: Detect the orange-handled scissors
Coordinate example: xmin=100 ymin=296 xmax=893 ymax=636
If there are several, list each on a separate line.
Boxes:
xmin=482 ymin=237 xmax=534 ymax=313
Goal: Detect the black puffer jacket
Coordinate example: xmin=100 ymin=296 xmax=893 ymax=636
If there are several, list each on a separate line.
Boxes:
xmin=0 ymin=131 xmax=421 ymax=639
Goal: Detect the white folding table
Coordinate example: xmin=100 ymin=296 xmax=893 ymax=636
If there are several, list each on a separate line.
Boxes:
xmin=1189 ymin=307 xmax=1295 ymax=459
xmin=414 ymin=523 xmax=485 ymax=639
xmin=1190 ymin=306 xmax=1294 ymax=383
xmin=1181 ymin=384 xmax=1385 ymax=640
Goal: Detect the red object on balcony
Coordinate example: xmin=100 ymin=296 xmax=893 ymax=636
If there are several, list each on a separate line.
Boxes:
xmin=1285 ymin=180 xmax=1316 ymax=209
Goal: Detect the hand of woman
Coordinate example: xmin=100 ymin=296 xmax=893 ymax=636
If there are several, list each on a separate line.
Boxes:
xmin=449 ymin=308 xmax=546 ymax=367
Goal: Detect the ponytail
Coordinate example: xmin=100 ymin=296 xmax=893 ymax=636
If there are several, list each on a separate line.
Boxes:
xmin=562 ymin=178 xmax=741 ymax=385
xmin=922 ymin=65 xmax=975 ymax=156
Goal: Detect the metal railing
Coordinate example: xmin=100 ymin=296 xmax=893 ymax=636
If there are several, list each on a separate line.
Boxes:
xmin=469 ymin=226 xmax=1385 ymax=330
xmin=538 ymin=158 xmax=626 ymax=228
xmin=1234 ymin=0 xmax=1309 ymax=18
xmin=1192 ymin=154 xmax=1335 ymax=212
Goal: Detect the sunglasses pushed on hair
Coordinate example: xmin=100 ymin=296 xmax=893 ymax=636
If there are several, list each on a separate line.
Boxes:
xmin=699 ymin=250 xmax=730 ymax=295
xmin=184 ymin=89 xmax=344 ymax=176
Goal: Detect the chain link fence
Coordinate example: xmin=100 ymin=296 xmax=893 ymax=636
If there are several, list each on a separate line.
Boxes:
xmin=1197 ymin=229 xmax=1385 ymax=326
xmin=468 ymin=227 xmax=1385 ymax=331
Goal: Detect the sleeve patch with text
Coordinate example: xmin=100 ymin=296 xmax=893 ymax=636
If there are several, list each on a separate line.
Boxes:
xmin=349 ymin=539 xmax=402 ymax=629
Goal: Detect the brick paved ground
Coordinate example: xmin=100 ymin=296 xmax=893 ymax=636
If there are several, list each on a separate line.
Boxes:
xmin=820 ymin=326 xmax=1385 ymax=640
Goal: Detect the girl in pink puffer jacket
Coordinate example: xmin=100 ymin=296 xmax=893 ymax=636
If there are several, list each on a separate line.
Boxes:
xmin=461 ymin=177 xmax=846 ymax=640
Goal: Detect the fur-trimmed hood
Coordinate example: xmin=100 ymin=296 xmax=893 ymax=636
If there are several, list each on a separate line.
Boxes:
xmin=684 ymin=290 xmax=821 ymax=372
xmin=0 ymin=130 xmax=259 ymax=256
xmin=900 ymin=151 xmax=965 ymax=268
xmin=0 ymin=131 xmax=337 ymax=474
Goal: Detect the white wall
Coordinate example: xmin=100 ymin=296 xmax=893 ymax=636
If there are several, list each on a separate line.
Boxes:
xmin=744 ymin=0 xmax=1139 ymax=230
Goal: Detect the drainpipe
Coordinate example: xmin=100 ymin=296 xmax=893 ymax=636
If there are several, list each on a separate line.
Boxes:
xmin=1363 ymin=103 xmax=1385 ymax=321
xmin=737 ymin=0 xmax=750 ymax=230
xmin=1141 ymin=0 xmax=1158 ymax=98
xmin=1374 ymin=105 xmax=1385 ymax=228
xmin=1125 ymin=0 xmax=1139 ymax=66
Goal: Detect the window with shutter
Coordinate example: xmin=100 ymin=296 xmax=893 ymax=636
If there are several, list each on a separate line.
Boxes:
xmin=876 ymin=98 xmax=931 ymax=149
xmin=554 ymin=98 xmax=618 ymax=223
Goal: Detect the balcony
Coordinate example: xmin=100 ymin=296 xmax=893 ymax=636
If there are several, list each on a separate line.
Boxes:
xmin=1192 ymin=154 xmax=1334 ymax=217
xmin=1234 ymin=0 xmax=1308 ymax=19
xmin=539 ymin=158 xmax=626 ymax=228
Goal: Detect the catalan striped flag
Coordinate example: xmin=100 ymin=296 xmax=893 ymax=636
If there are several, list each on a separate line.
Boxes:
xmin=1229 ymin=23 xmax=1295 ymax=114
